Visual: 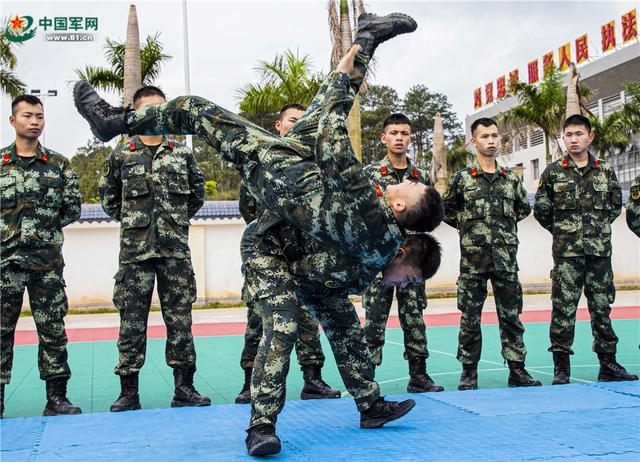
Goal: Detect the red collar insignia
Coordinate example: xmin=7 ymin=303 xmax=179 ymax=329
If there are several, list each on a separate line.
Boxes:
xmin=129 ymin=141 xmax=136 ymax=152
xmin=374 ymin=183 xmax=383 ymax=197
xmin=41 ymin=152 xmax=48 ymax=163
xmin=168 ymin=141 xmax=174 ymax=150
xmin=594 ymin=159 xmax=601 ymax=169
xmin=412 ymin=167 xmax=418 ymax=178
xmin=501 ymin=167 xmax=506 ymax=175
xmin=562 ymin=159 xmax=569 ymax=168
xmin=471 ymin=167 xmax=477 ymax=177
xmin=2 ymin=153 xmax=10 ymax=164
xmin=380 ymin=165 xmax=388 ymax=176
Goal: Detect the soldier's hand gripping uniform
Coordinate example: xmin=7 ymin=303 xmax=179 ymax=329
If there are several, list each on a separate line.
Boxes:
xmin=235 ymin=183 xmax=339 ymax=405
xmin=0 ymin=142 xmax=82 ymax=417
xmin=443 ymin=161 xmax=541 ymax=390
xmin=99 ymin=136 xmax=211 ymax=411
xmin=626 ymin=175 xmax=640 ymax=238
xmin=363 ymin=159 xmax=443 ymax=392
xmin=534 ymin=154 xmax=638 ymax=384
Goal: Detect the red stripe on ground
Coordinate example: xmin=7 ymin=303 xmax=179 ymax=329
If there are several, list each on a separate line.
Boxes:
xmin=13 ymin=306 xmax=640 ymax=346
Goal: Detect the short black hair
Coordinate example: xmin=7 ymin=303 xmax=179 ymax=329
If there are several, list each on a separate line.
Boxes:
xmin=563 ymin=114 xmax=591 ymax=132
xmin=397 ymin=186 xmax=444 ymax=233
xmin=132 ymin=85 xmax=166 ymax=105
xmin=279 ymin=103 xmax=306 ymax=119
xmin=471 ymin=117 xmax=498 ymax=136
xmin=383 ymin=113 xmax=411 ymax=130
xmin=11 ymin=95 xmax=43 ymax=114
xmin=402 ymin=234 xmax=442 ymax=280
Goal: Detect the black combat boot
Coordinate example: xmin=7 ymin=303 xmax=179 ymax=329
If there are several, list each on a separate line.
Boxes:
xmin=507 ymin=361 xmax=542 ymax=387
xmin=1 ymin=383 xmax=4 ymax=419
xmin=353 ymin=13 xmax=418 ymax=56
xmin=458 ymin=364 xmax=478 ymax=390
xmin=360 ymin=397 xmax=416 ymax=429
xmin=235 ymin=367 xmax=252 ymax=404
xmin=245 ymin=424 xmax=281 ymax=456
xmin=110 ymin=374 xmax=141 ymax=412
xmin=171 ymin=367 xmax=211 ymax=407
xmin=43 ymin=378 xmax=82 ymax=416
xmin=73 ymin=81 xmax=130 ymax=142
xmin=597 ymin=353 xmax=639 ymax=382
xmin=407 ymin=358 xmax=444 ymax=393
xmin=552 ymin=352 xmax=570 ymax=385
xmin=300 ymin=365 xmax=341 ymax=400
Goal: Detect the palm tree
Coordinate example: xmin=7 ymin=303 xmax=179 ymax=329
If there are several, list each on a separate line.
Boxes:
xmin=446 ymin=137 xmax=474 ymax=173
xmin=329 ymin=0 xmax=365 ymax=160
xmin=499 ymin=69 xmax=591 ymax=164
xmin=237 ymin=50 xmax=324 ymax=118
xmin=74 ymin=33 xmax=171 ymax=101
xmin=0 ymin=30 xmax=26 ymax=98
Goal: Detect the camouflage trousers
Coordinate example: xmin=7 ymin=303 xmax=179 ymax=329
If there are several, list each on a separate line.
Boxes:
xmin=550 ymin=256 xmax=618 ymax=355
xmin=113 ymin=257 xmax=197 ymax=376
xmin=240 ymin=280 xmax=325 ymax=370
xmin=457 ymin=271 xmax=526 ymax=365
xmin=126 ymin=55 xmax=374 ymax=260
xmin=242 ymin=225 xmax=378 ymax=430
xmin=363 ymin=272 xmax=428 ymax=367
xmin=1 ymin=264 xmax=71 ymax=384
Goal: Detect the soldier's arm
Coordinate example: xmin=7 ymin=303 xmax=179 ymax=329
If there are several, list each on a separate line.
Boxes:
xmin=98 ymin=151 xmax=122 ymax=221
xmin=608 ymin=167 xmax=622 ymax=223
xmin=60 ymin=158 xmax=82 ymax=227
xmin=514 ymin=177 xmax=532 ymax=222
xmin=187 ymin=151 xmax=205 ymax=218
xmin=533 ymin=168 xmax=554 ymax=233
xmin=239 ymin=182 xmax=257 ymax=224
xmin=442 ymin=174 xmax=459 ymax=228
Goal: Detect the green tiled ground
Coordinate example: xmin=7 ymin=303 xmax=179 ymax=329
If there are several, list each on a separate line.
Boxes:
xmin=3 ymin=319 xmax=639 ymax=419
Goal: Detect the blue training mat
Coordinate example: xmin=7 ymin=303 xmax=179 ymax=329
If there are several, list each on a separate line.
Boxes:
xmin=1 ymin=381 xmax=638 ymax=461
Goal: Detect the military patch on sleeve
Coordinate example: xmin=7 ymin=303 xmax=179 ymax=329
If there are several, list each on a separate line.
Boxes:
xmin=102 ymin=160 xmax=110 ymax=177
xmin=631 ymin=185 xmax=640 ymax=201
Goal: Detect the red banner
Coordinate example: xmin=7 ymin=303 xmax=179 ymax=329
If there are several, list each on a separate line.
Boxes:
xmin=576 ymin=34 xmax=589 ymax=63
xmin=485 ymin=82 xmax=494 ymax=104
xmin=474 ymin=88 xmax=482 ymax=109
xmin=622 ymin=9 xmax=638 ymax=42
xmin=543 ymin=51 xmax=555 ymax=78
xmin=528 ymin=59 xmax=539 ymax=84
xmin=558 ymin=43 xmax=571 ymax=71
xmin=497 ymin=75 xmax=506 ymax=99
xmin=509 ymin=69 xmax=519 ymax=94
xmin=601 ymin=21 xmax=616 ymax=52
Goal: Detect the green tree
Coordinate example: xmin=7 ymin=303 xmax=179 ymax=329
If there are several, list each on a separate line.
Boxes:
xmin=74 ymin=33 xmax=171 ymax=99
xmin=360 ymin=84 xmax=400 ymax=165
xmin=192 ymin=138 xmax=241 ymax=200
xmin=446 ymin=136 xmax=475 ymax=173
xmin=71 ymin=138 xmax=111 ymax=203
xmin=0 ymin=30 xmax=26 ymax=97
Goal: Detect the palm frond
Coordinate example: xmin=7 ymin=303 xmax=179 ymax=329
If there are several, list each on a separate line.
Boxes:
xmin=0 ymin=68 xmax=27 ymax=98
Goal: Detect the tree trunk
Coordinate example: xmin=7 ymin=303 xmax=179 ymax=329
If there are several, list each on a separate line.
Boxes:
xmin=123 ymin=4 xmax=142 ymax=108
xmin=431 ymin=112 xmax=446 ymax=185
xmin=565 ymin=63 xmax=582 ymax=119
xmin=544 ymin=133 xmax=551 ymax=164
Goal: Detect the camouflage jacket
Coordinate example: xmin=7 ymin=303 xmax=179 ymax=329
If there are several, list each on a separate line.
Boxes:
xmin=0 ymin=142 xmax=81 ymax=270
xmin=239 ymin=181 xmax=264 ymax=225
xmin=626 ymin=176 xmax=640 ymax=238
xmin=99 ymin=136 xmax=205 ymax=264
xmin=533 ymin=153 xmax=622 ymax=257
xmin=443 ymin=160 xmax=530 ymax=274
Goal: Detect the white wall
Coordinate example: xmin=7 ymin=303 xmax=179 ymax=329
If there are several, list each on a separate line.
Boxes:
xmin=58 ymin=214 xmax=640 ymax=307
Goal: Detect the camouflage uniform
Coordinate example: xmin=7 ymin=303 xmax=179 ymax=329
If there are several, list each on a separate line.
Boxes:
xmin=99 ymin=136 xmax=205 ymax=375
xmin=362 ymin=158 xmax=431 ymax=366
xmin=443 ymin=161 xmax=531 ymax=365
xmin=534 ymin=154 xmax=622 ymax=355
xmin=626 ymin=175 xmax=640 ymax=238
xmin=238 ymin=183 xmax=325 ymax=371
xmin=0 ymin=142 xmax=81 ymax=384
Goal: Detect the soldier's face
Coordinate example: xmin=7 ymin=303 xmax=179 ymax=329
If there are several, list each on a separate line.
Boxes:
xmin=472 ymin=124 xmax=500 ymax=157
xmin=275 ymin=108 xmax=305 ymax=136
xmin=383 ymin=249 xmax=423 ymax=288
xmin=391 ymin=179 xmax=428 ymax=213
xmin=563 ymin=124 xmax=594 ymax=156
xmin=10 ymin=102 xmax=44 ymax=141
xmin=134 ymin=94 xmax=166 ymax=109
xmin=381 ymin=123 xmax=411 ymax=156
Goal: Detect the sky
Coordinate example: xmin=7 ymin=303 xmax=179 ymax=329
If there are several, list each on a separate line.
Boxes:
xmin=1 ymin=0 xmax=637 ymax=156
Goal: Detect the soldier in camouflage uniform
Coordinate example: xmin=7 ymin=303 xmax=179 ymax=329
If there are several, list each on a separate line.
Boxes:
xmin=363 ymin=113 xmax=443 ymax=393
xmin=235 ymin=104 xmax=340 ymax=405
xmin=1 ymin=95 xmax=82 ymax=418
xmin=534 ymin=114 xmax=638 ymax=384
xmin=626 ymin=175 xmax=640 ymax=237
xmin=75 ymin=14 xmax=443 ymax=456
xmin=443 ymin=118 xmax=541 ymax=390
xmin=99 ymin=86 xmax=210 ymax=412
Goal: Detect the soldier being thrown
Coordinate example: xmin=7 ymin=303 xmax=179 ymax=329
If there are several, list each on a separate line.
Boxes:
xmin=534 ymin=114 xmax=638 ymax=384
xmin=1 ymin=95 xmax=82 ymax=417
xmin=74 ymin=12 xmax=439 ymax=457
xmin=99 ymin=86 xmax=210 ymax=411
xmin=443 ymin=118 xmax=541 ymax=390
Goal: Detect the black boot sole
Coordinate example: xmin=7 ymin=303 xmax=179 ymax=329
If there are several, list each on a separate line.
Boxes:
xmin=457 ymin=384 xmax=478 ymax=391
xmin=508 ymin=381 xmax=542 ymax=387
xmin=300 ymin=391 xmax=342 ymax=400
xmin=235 ymin=395 xmax=251 ymax=404
xmin=43 ymin=407 xmax=82 ymax=416
xmin=171 ymin=398 xmax=212 ymax=407
xmin=360 ymin=400 xmax=416 ymax=429
xmin=407 ymin=385 xmax=444 ymax=393
xmin=110 ymin=402 xmax=141 ymax=412
xmin=248 ymin=437 xmax=282 ymax=457
xmin=597 ymin=374 xmax=639 ymax=382
xmin=552 ymin=378 xmax=570 ymax=385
